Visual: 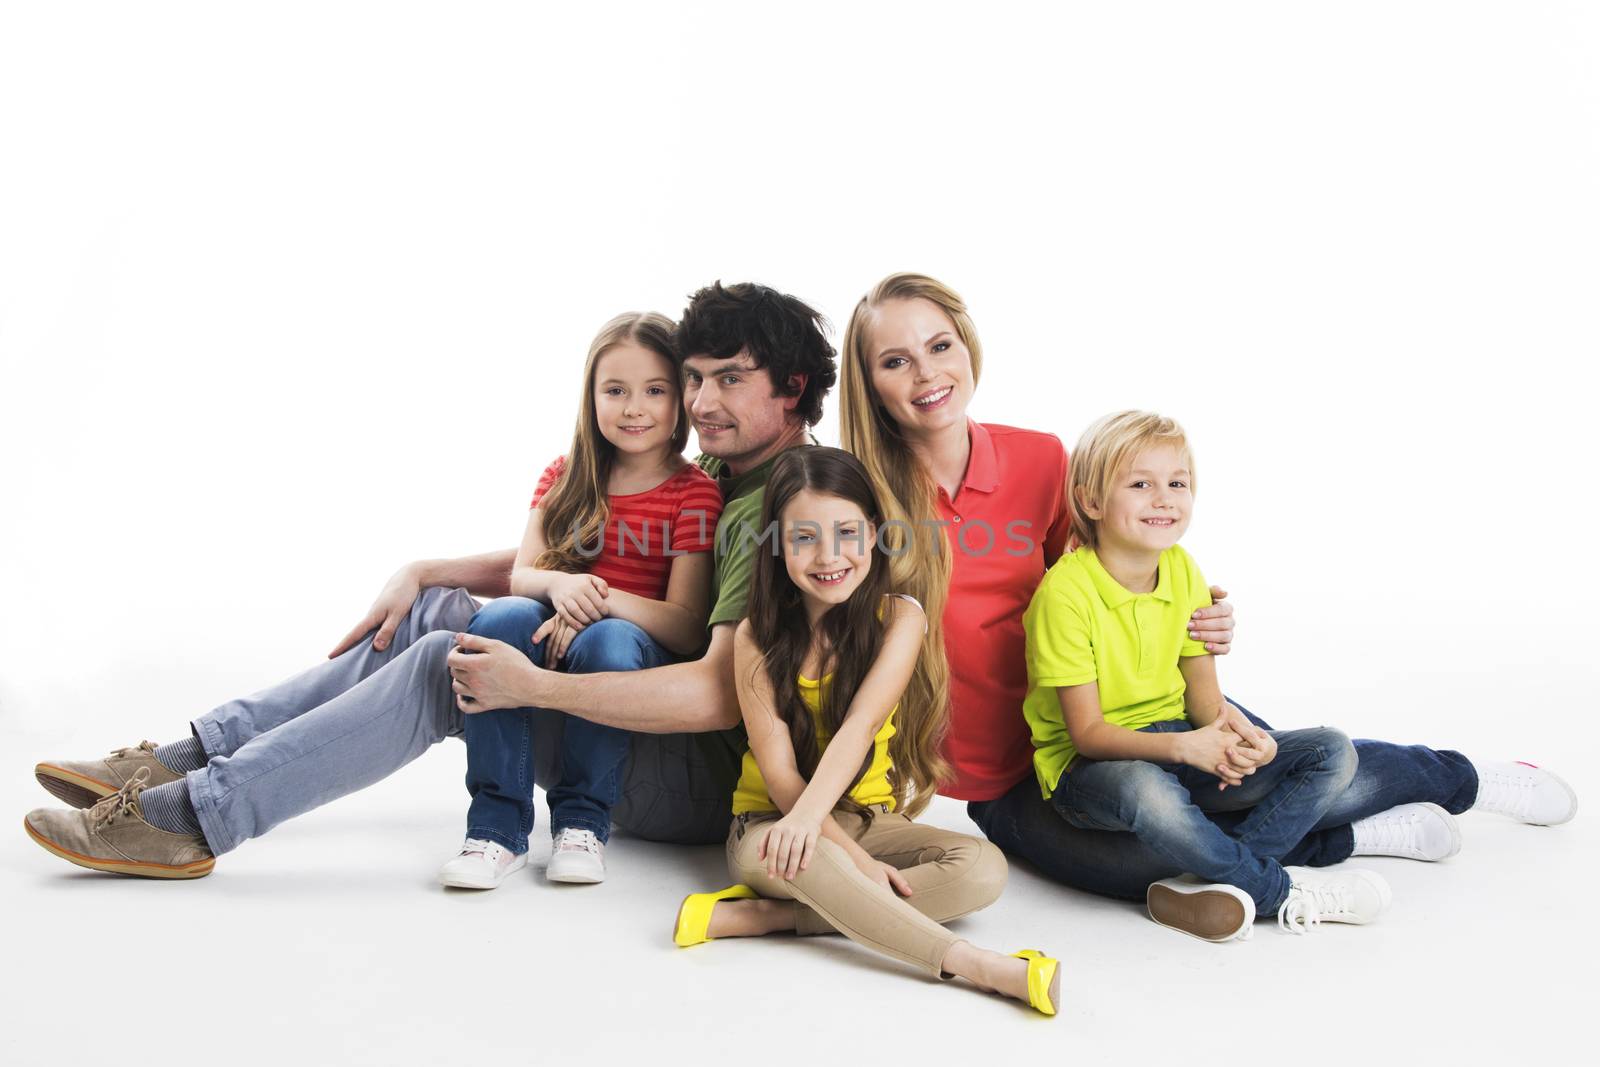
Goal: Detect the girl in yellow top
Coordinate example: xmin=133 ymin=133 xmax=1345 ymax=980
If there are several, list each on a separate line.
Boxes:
xmin=672 ymin=446 xmax=1061 ymax=1016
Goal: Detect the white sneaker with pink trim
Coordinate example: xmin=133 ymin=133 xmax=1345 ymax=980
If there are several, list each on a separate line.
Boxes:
xmin=546 ymin=828 xmax=606 ymax=884
xmin=438 ymin=837 xmax=527 ymax=889
xmin=1472 ymin=761 xmax=1578 ymax=825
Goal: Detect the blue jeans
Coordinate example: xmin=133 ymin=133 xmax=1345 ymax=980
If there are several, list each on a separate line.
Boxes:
xmin=1049 ymin=722 xmax=1355 ymax=911
xmin=462 ymin=596 xmax=671 ymax=854
xmin=967 ymin=700 xmax=1480 ymax=903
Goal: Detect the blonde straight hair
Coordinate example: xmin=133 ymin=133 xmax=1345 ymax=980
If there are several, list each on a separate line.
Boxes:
xmin=534 ymin=312 xmax=685 ymax=573
xmin=1068 ymin=410 xmax=1195 ymax=549
xmin=837 ymin=272 xmax=988 ymax=813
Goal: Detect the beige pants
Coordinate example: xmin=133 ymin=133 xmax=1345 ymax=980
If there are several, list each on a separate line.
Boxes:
xmin=725 ymin=807 xmax=1008 ymax=975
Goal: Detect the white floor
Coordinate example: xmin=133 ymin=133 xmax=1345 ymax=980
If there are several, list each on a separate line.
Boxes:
xmin=3 ymin=723 xmax=1593 ymax=1066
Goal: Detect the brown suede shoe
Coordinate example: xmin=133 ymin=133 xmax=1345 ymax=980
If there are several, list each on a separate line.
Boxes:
xmin=35 ymin=739 xmax=183 ymax=808
xmin=24 ymin=768 xmax=214 ymax=879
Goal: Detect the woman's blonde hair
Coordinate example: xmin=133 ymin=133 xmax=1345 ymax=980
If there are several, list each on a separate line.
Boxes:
xmin=535 ymin=312 xmax=685 ymax=573
xmin=837 ymin=272 xmax=984 ymax=815
xmin=1068 ymin=410 xmax=1195 ymax=549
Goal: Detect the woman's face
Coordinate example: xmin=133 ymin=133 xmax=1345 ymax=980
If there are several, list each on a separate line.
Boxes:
xmin=863 ymin=297 xmax=976 ymax=440
xmin=591 ymin=342 xmax=680 ymax=456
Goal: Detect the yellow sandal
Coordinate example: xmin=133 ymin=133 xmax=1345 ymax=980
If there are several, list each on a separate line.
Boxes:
xmin=673 ymin=884 xmax=758 ymax=947
xmin=1011 ymin=949 xmax=1061 ymax=1016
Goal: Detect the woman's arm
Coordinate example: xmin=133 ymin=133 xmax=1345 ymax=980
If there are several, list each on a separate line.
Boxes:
xmin=590 ymin=551 xmax=713 ymax=656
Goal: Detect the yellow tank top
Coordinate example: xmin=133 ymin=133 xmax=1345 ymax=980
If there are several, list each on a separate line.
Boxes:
xmin=730 ymin=670 xmax=898 ymax=815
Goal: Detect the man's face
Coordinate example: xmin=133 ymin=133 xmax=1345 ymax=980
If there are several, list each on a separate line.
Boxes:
xmin=681 ymin=350 xmax=798 ymax=470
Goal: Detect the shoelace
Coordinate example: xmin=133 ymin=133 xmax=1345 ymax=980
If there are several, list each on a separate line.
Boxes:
xmin=1277 ymin=881 xmax=1352 ymax=935
xmin=554 ymin=830 xmax=600 ymax=856
xmin=1357 ymin=809 xmax=1425 ymax=855
xmin=1481 ymin=768 xmax=1535 ymax=820
xmin=110 ymin=740 xmax=159 ymax=759
xmin=90 ymin=766 xmax=152 ymax=830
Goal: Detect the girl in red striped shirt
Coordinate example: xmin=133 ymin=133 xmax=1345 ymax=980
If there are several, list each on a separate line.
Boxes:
xmin=440 ymin=312 xmax=724 ymax=889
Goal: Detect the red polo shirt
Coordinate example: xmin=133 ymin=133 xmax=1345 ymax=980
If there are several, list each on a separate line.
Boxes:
xmin=937 ymin=420 xmax=1072 ymax=801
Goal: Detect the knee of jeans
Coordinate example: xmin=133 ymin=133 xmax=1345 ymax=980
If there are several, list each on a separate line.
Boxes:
xmin=1313 ymin=728 xmax=1359 ymax=790
xmin=564 ymin=618 xmax=652 ymax=672
xmin=1112 ymin=762 xmax=1191 ymax=828
xmin=468 ymin=597 xmax=552 ymax=642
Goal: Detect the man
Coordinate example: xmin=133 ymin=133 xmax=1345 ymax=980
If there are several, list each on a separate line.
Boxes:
xmin=25 ymin=281 xmax=838 ymax=879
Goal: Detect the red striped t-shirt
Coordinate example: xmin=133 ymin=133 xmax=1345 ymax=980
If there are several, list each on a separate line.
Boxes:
xmin=530 ymin=456 xmax=725 ymax=600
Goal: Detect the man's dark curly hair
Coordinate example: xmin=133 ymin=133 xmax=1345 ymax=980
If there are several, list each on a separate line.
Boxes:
xmin=675 ymin=281 xmax=838 ymax=427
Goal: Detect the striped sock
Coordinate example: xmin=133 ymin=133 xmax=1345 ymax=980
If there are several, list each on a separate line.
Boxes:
xmin=138 ymin=780 xmax=205 ymax=838
xmin=153 ymin=736 xmax=206 ymax=774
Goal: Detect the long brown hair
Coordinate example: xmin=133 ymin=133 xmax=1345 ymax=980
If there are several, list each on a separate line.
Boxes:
xmin=744 ymin=446 xmax=950 ymax=816
xmin=838 ymin=273 xmax=976 ymax=811
xmin=534 ymin=312 xmax=685 ymax=573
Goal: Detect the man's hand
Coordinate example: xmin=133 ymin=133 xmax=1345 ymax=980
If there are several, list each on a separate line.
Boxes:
xmin=448 ymin=633 xmax=541 ymax=712
xmin=1189 ymin=585 xmax=1235 ymax=655
xmin=329 ymin=564 xmax=424 ymax=658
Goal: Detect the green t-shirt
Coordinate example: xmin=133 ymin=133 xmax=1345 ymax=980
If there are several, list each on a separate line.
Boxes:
xmin=1021 ymin=544 xmax=1213 ymax=797
xmin=697 ymin=450 xmax=786 ymax=630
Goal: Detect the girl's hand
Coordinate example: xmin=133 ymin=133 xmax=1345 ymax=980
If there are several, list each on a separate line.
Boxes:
xmin=853 ymin=853 xmax=914 ymax=897
xmin=758 ymin=812 xmax=823 ymax=880
xmin=547 ymin=573 xmax=610 ymax=630
xmin=532 ymin=615 xmax=578 ymax=669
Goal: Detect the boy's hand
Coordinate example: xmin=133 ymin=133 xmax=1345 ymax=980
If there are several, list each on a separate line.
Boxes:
xmin=1177 ymin=717 xmax=1250 ymax=789
xmin=1220 ymin=703 xmax=1277 ymax=769
xmin=1189 ymin=585 xmax=1235 ymax=654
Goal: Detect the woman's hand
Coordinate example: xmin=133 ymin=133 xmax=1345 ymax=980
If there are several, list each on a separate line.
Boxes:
xmin=547 ymin=573 xmax=610 ymax=631
xmin=758 ymin=811 xmax=823 ymax=880
xmin=1189 ymin=585 xmax=1235 ymax=654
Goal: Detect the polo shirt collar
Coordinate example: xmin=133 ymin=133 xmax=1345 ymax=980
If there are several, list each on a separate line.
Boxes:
xmin=961 ymin=418 xmax=999 ymax=494
xmin=1082 ymin=547 xmax=1174 ymax=608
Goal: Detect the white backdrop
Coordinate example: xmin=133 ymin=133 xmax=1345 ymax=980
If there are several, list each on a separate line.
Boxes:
xmin=3 ymin=2 xmax=1597 ymax=1062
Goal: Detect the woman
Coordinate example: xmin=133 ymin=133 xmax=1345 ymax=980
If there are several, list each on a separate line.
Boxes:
xmin=836 ymin=272 xmax=1574 ymax=933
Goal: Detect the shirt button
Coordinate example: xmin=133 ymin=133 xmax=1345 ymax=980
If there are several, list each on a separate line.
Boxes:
xmin=952 ymin=515 xmax=962 ymax=523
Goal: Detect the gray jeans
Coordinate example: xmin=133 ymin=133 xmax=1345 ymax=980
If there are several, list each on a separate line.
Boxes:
xmin=185 ymin=587 xmax=741 ymax=855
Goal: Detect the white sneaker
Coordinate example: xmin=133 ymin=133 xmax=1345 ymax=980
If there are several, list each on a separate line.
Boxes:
xmin=1472 ymin=761 xmax=1578 ymax=825
xmin=546 ymin=828 xmax=606 ymax=884
xmin=1147 ymin=876 xmax=1255 ymax=941
xmin=1278 ymin=867 xmax=1391 ymax=933
xmin=438 ymin=837 xmax=527 ymax=889
xmin=1350 ymin=802 xmax=1462 ymax=861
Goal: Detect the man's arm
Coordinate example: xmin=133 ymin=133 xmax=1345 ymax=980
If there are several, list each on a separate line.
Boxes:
xmin=447 ymin=621 xmax=740 ymax=734
xmin=329 ymin=549 xmax=517 ymax=657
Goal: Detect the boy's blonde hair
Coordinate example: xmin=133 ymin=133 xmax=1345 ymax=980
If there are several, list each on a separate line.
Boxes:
xmin=1069 ymin=410 xmax=1196 ymax=548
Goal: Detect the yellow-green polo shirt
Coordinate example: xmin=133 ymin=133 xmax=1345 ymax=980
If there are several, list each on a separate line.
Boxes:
xmin=1021 ymin=545 xmax=1213 ymax=797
